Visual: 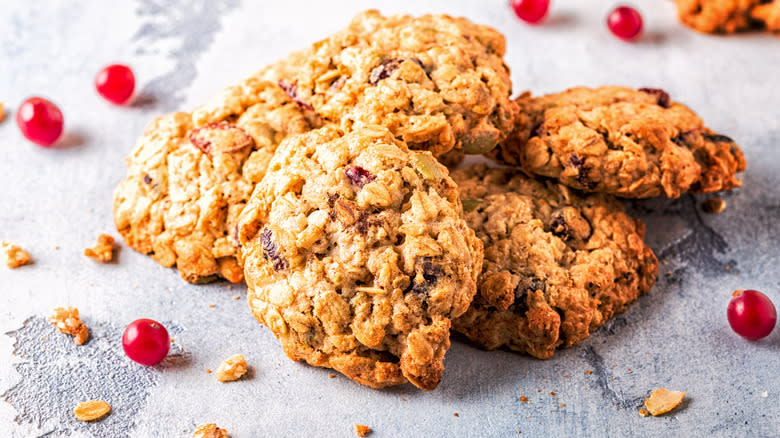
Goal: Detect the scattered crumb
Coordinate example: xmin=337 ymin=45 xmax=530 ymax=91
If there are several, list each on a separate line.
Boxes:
xmin=454 ymin=412 xmax=459 ymax=417
xmin=644 ymin=388 xmax=686 ymax=416
xmin=702 ymin=197 xmax=726 ymax=214
xmin=732 ymin=289 xmax=744 ymax=298
xmin=401 ymin=398 xmax=407 ymax=402
xmin=49 ymin=307 xmax=89 ymax=345
xmin=586 ymin=370 xmax=592 ymax=375
xmin=639 ymin=408 xmax=649 ymax=417
xmin=84 ymin=234 xmax=115 ymax=262
xmin=205 ymin=369 xmax=212 ymax=374
xmin=564 ymin=374 xmax=569 ymax=378
xmin=208 ymin=304 xmax=216 ymax=308
xmin=612 ymin=376 xmax=616 ymax=381
xmin=560 ymin=403 xmax=565 ymax=408
xmin=73 ymin=400 xmax=111 ymax=422
xmin=193 ymin=423 xmax=229 ymax=438
xmin=542 ymin=376 xmax=546 ymax=379
xmin=550 ymin=391 xmax=556 ymax=396
xmin=520 ymin=396 xmax=529 ymax=403
xmin=355 ymin=423 xmax=371 ymax=437
xmin=627 ymin=368 xmax=631 ymax=372
xmin=760 ymin=391 xmax=768 ymax=398
xmin=1 ymin=240 xmax=32 ymax=268
xmin=170 ymin=337 xmax=174 ymax=343
xmin=329 ymin=374 xmax=336 ymax=379
xmin=41 ymin=337 xmax=46 ymax=341
xmin=537 ymin=389 xmax=541 ymax=393
xmin=725 ymin=265 xmax=731 ymax=271
xmin=516 ymin=430 xmax=521 ymax=434
xmin=232 ymin=295 xmax=240 ymax=300
xmin=227 ymin=285 xmax=233 ymax=290
xmin=215 ymin=354 xmax=247 ymax=382
xmin=0 ymin=101 xmax=4 ymax=121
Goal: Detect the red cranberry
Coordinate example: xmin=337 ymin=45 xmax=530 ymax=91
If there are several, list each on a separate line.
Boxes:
xmin=95 ymin=64 xmax=136 ymax=105
xmin=16 ymin=97 xmax=64 ymax=147
xmin=122 ymin=319 xmax=170 ymax=365
xmin=607 ymin=6 xmax=643 ymax=41
xmin=727 ymin=290 xmax=777 ymax=340
xmin=511 ymin=0 xmax=550 ymax=24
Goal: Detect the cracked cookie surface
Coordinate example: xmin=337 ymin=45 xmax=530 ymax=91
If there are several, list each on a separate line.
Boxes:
xmin=451 ymin=164 xmax=657 ymax=359
xmin=237 ymin=125 xmax=482 ymax=389
xmin=113 ymin=69 xmax=317 ymax=284
xmin=260 ymin=9 xmax=517 ymax=157
xmin=489 ymin=86 xmax=746 ymax=198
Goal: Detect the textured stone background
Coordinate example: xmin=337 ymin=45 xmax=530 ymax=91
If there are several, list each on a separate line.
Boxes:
xmin=0 ymin=1 xmax=778 ymax=437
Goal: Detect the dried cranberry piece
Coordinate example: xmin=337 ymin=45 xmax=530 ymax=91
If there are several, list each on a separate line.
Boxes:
xmin=143 ymin=174 xmax=152 ymax=184
xmin=189 ymin=122 xmax=253 ymax=156
xmin=638 ymin=88 xmax=670 ymax=108
xmin=369 ymin=58 xmax=402 ymax=85
xmin=407 ymin=257 xmax=445 ymax=295
xmin=278 ymin=80 xmax=313 ymax=111
xmin=259 ymin=228 xmax=287 ymax=271
xmin=345 ymin=166 xmax=376 ymax=187
xmin=569 ymin=154 xmax=596 ymax=190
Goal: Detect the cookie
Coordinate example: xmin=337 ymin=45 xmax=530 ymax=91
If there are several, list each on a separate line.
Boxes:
xmin=676 ymin=0 xmax=760 ymax=33
xmin=451 ymin=164 xmax=658 ymax=359
xmin=261 ymin=9 xmax=517 ymax=157
xmin=237 ymin=125 xmax=483 ymax=389
xmin=751 ymin=1 xmax=780 ymax=32
xmin=489 ymin=86 xmax=746 ymax=198
xmin=113 ymin=70 xmax=317 ymax=284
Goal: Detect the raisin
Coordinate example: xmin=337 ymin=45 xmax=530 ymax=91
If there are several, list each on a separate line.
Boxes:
xmin=549 ymin=206 xmax=592 ymax=242
xmin=638 ymin=87 xmax=670 ymax=108
xmin=532 ymin=121 xmax=545 ymax=137
xmin=143 ymin=174 xmax=152 ymax=184
xmin=510 ymin=278 xmax=545 ymax=315
xmin=278 ymin=80 xmax=313 ymax=111
xmin=369 ymin=58 xmax=402 ymax=85
xmin=259 ymin=228 xmax=287 ymax=271
xmin=569 ymin=154 xmax=596 ymax=190
xmin=407 ymin=257 xmax=445 ymax=295
xmin=345 ymin=166 xmax=376 ymax=187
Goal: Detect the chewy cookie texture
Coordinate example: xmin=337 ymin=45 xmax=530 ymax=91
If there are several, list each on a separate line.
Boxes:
xmin=113 ymin=73 xmax=316 ymax=284
xmin=237 ymin=125 xmax=482 ymax=390
xmin=261 ymin=9 xmax=518 ymax=157
xmin=490 ymin=86 xmax=746 ymax=198
xmin=452 ymin=165 xmax=658 ymax=358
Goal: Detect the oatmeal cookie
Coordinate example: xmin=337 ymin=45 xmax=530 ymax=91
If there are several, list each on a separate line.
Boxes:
xmin=751 ymin=1 xmax=780 ymax=32
xmin=489 ymin=87 xmax=746 ymax=198
xmin=113 ymin=70 xmax=317 ymax=284
xmin=676 ymin=0 xmax=761 ymax=33
xmin=237 ymin=125 xmax=482 ymax=389
xmin=261 ymin=9 xmax=517 ymax=157
xmin=451 ymin=164 xmax=657 ymax=359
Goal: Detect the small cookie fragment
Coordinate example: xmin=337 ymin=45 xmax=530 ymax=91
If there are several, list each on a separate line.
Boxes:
xmin=49 ymin=307 xmax=89 ymax=345
xmin=215 ymin=354 xmax=247 ymax=382
xmin=643 ymin=387 xmax=686 ymax=416
xmin=0 ymin=102 xmax=4 ymax=121
xmin=84 ymin=234 xmax=116 ymax=262
xmin=355 ymin=424 xmax=372 ymax=437
xmin=1 ymin=240 xmax=31 ymax=268
xmin=193 ymin=423 xmax=229 ymax=438
xmin=702 ymin=197 xmax=727 ymax=214
xmin=73 ymin=400 xmax=111 ymax=422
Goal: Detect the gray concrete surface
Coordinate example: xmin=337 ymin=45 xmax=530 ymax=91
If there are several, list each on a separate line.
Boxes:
xmin=1 ymin=1 xmax=778 ymax=436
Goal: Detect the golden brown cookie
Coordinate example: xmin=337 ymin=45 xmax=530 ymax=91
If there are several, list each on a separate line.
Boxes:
xmin=113 ymin=69 xmax=317 ymax=284
xmin=260 ymin=10 xmax=517 ymax=157
xmin=451 ymin=164 xmax=658 ymax=359
xmin=489 ymin=87 xmax=746 ymax=198
xmin=237 ymin=125 xmax=482 ymax=389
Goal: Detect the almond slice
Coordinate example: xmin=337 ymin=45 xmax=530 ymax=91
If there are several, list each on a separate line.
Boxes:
xmin=644 ymin=387 xmax=686 ymax=416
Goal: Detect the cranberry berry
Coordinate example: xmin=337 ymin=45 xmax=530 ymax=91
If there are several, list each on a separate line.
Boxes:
xmin=727 ymin=289 xmax=777 ymax=340
xmin=16 ymin=97 xmax=64 ymax=147
xmin=511 ymin=0 xmax=550 ymax=24
xmin=122 ymin=318 xmax=170 ymax=365
xmin=95 ymin=64 xmax=136 ymax=105
xmin=607 ymin=6 xmax=643 ymax=41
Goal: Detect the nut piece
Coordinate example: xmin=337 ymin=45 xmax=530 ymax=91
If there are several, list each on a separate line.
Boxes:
xmin=355 ymin=424 xmax=372 ymax=437
xmin=643 ymin=387 xmax=686 ymax=416
xmin=702 ymin=197 xmax=726 ymax=214
xmin=73 ymin=400 xmax=111 ymax=422
xmin=193 ymin=423 xmax=230 ymax=438
xmin=84 ymin=234 xmax=115 ymax=262
xmin=215 ymin=354 xmax=247 ymax=382
xmin=49 ymin=307 xmax=89 ymax=345
xmin=1 ymin=240 xmax=31 ymax=268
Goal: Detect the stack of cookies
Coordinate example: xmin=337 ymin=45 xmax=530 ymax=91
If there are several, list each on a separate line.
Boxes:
xmin=113 ymin=10 xmax=746 ymax=390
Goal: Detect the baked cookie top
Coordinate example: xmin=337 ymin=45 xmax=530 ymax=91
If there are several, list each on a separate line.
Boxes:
xmin=677 ymin=0 xmax=761 ymax=33
xmin=113 ymin=71 xmax=316 ymax=284
xmin=237 ymin=125 xmax=482 ymax=390
xmin=263 ymin=9 xmax=517 ymax=157
xmin=751 ymin=1 xmax=780 ymax=32
xmin=451 ymin=164 xmax=657 ymax=359
xmin=489 ymin=86 xmax=746 ymax=198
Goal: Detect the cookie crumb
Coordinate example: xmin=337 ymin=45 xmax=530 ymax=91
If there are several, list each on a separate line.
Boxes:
xmin=644 ymin=388 xmax=686 ymax=416
xmin=355 ymin=424 xmax=371 ymax=437
xmin=639 ymin=408 xmax=649 ymax=417
xmin=401 ymin=397 xmax=407 ymax=401
xmin=232 ymin=295 xmax=240 ymax=300
xmin=520 ymin=396 xmax=529 ymax=403
xmin=560 ymin=403 xmax=565 ymax=408
xmin=84 ymin=234 xmax=115 ymax=262
xmin=586 ymin=370 xmax=592 ymax=375
xmin=73 ymin=400 xmax=111 ymax=422
xmin=205 ymin=369 xmax=212 ymax=374
xmin=702 ymin=197 xmax=726 ymax=214
xmin=0 ymin=102 xmax=4 ymax=121
xmin=454 ymin=412 xmax=459 ymax=417
xmin=193 ymin=423 xmax=229 ymax=438
xmin=49 ymin=307 xmax=89 ymax=345
xmin=2 ymin=240 xmax=32 ymax=268
xmin=215 ymin=354 xmax=247 ymax=382
xmin=208 ymin=304 xmax=216 ymax=308
xmin=329 ymin=374 xmax=336 ymax=378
